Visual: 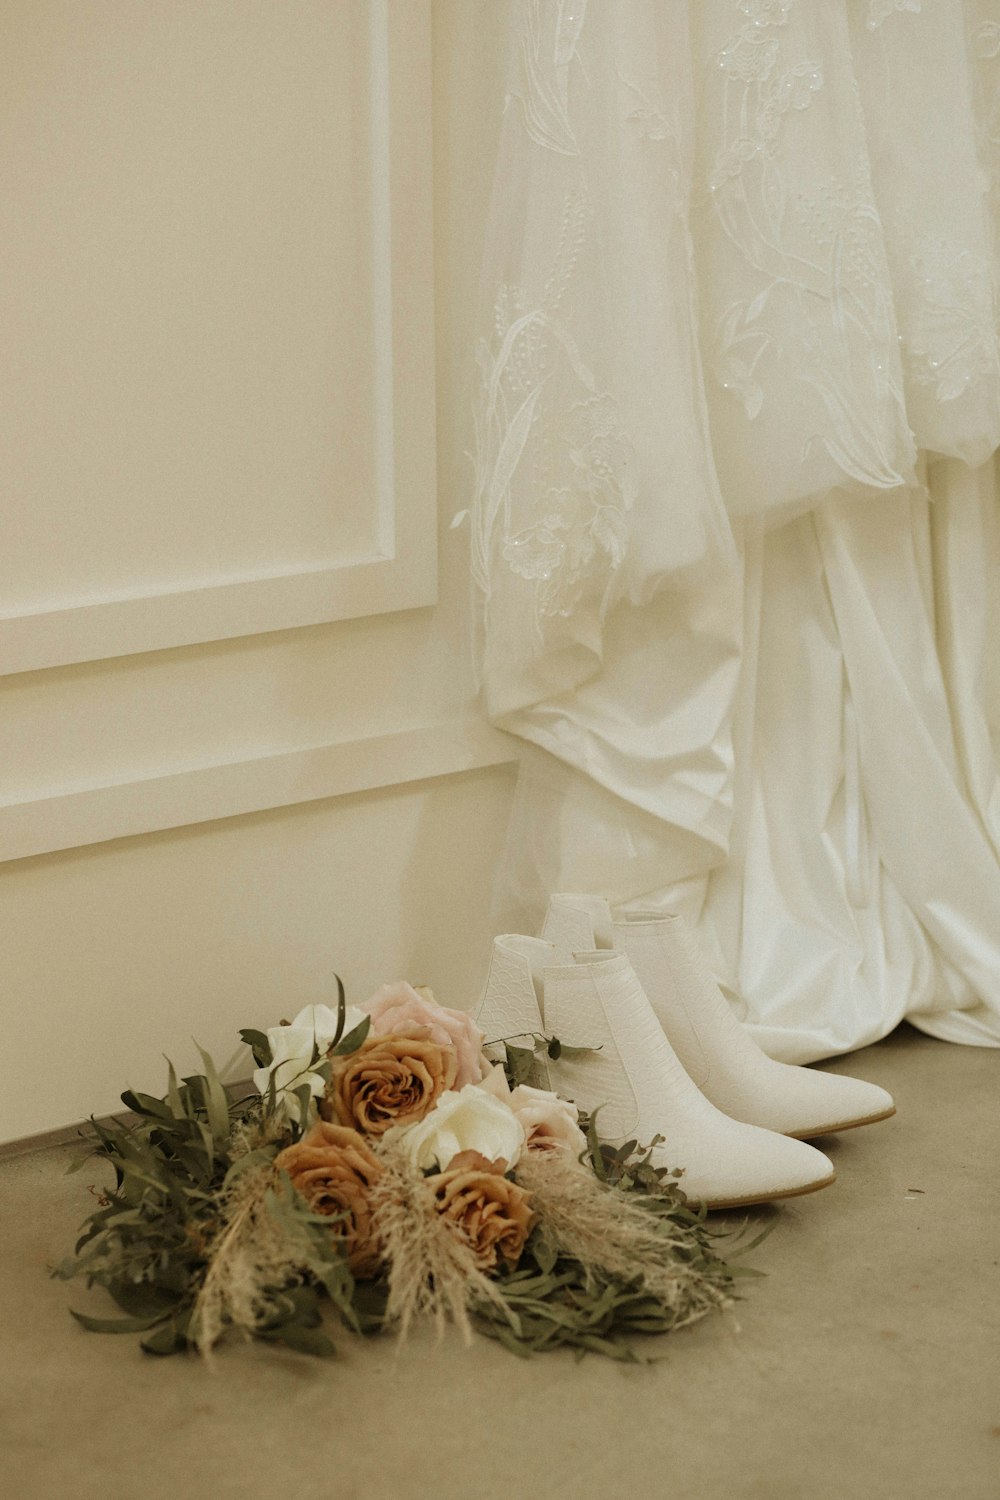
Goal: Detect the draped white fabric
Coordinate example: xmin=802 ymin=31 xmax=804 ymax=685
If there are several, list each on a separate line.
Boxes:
xmin=465 ymin=0 xmax=1000 ymax=1061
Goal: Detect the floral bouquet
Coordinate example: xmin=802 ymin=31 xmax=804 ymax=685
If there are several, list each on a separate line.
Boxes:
xmin=56 ymin=981 xmax=752 ymax=1360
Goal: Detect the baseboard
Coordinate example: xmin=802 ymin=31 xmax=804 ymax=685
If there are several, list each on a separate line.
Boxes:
xmin=0 ymin=1076 xmax=257 ymax=1160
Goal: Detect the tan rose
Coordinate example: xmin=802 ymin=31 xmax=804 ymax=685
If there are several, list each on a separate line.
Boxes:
xmin=323 ymin=1032 xmax=458 ymax=1136
xmin=274 ymin=1121 xmax=383 ymax=1277
xmin=432 ymin=1153 xmax=535 ymax=1273
xmin=447 ymin=1149 xmax=509 ymax=1174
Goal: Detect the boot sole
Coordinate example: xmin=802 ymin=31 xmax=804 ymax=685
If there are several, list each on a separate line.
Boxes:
xmin=699 ymin=1171 xmax=837 ymax=1213
xmin=785 ymin=1104 xmax=897 ymax=1140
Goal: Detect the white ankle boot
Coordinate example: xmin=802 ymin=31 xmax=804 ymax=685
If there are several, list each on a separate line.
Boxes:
xmin=477 ymin=935 xmax=835 ymax=1210
xmin=541 ymin=894 xmax=896 ymax=1139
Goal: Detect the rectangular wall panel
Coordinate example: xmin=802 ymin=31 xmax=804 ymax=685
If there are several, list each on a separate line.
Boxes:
xmin=0 ymin=0 xmax=436 ymax=673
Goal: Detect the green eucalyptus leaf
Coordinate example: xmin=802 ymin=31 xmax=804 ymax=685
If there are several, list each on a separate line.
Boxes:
xmin=140 ymin=1319 xmax=190 ymax=1356
xmin=195 ymin=1044 xmax=231 ymax=1146
xmin=165 ymin=1061 xmax=183 ymax=1116
xmin=120 ymin=1091 xmax=172 ymax=1120
xmin=349 ymin=1279 xmax=389 ymax=1334
xmin=263 ymin=1322 xmax=337 ymax=1358
xmin=105 ymin=1283 xmax=182 ymax=1319
xmin=239 ymin=1028 xmax=272 ymax=1068
xmin=331 ymin=1016 xmax=371 ymax=1056
xmin=488 ymin=1323 xmax=533 ymax=1359
xmin=289 ymin=1082 xmax=315 ymax=1134
xmin=71 ymin=1308 xmax=170 ymax=1335
xmin=727 ymin=1222 xmax=775 ymax=1258
xmin=330 ymin=973 xmax=347 ymax=1046
xmin=585 ymin=1111 xmax=608 ymax=1181
xmin=504 ymin=1043 xmax=537 ymax=1086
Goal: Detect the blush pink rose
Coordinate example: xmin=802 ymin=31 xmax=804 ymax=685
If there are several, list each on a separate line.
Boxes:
xmin=362 ymin=982 xmax=489 ymax=1087
xmin=507 ymin=1084 xmax=587 ymax=1156
xmin=478 ymin=1064 xmax=512 ymax=1102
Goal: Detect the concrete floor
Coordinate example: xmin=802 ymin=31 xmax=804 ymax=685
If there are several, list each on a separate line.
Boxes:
xmin=3 ymin=1023 xmax=998 ymax=1500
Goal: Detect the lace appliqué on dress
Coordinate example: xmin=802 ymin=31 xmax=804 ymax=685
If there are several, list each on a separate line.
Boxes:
xmin=466 ymin=2 xmax=638 ymax=655
xmin=469 ymin=196 xmax=636 ymax=647
xmin=509 ymin=0 xmax=589 ymax=157
xmin=866 ymin=0 xmax=921 ymax=31
xmin=905 ymin=238 xmax=1000 ymax=402
xmin=706 ymin=0 xmax=908 ymax=490
xmin=972 ymin=17 xmax=1000 ymax=162
xmin=501 ymin=395 xmax=631 ymax=620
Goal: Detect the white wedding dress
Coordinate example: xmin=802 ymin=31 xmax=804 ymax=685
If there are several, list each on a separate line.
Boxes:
xmin=465 ymin=0 xmax=1000 ymax=1061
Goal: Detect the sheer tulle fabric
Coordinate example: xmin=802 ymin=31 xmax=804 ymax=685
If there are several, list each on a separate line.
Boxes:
xmin=468 ymin=0 xmax=1000 ymax=1058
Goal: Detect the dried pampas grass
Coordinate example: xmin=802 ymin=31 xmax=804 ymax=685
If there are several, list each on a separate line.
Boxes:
xmin=514 ymin=1149 xmax=733 ymax=1329
xmin=367 ymin=1135 xmax=513 ymax=1343
xmin=190 ymin=1155 xmax=321 ymax=1354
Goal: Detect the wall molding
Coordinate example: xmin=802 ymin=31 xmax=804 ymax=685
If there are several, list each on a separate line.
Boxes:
xmin=0 ymin=718 xmax=519 ymax=863
xmin=0 ymin=555 xmax=433 ymax=678
xmin=0 ymin=0 xmax=436 ymax=678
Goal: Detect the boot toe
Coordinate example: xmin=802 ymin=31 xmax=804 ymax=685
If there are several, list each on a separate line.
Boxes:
xmin=776 ymin=1069 xmax=895 ymax=1139
xmin=654 ymin=1122 xmax=836 ymax=1211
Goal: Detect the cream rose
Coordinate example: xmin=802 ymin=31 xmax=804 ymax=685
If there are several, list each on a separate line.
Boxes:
xmin=363 ymin=982 xmax=489 ymax=1087
xmin=252 ymin=1002 xmax=368 ymax=1117
xmin=395 ymin=1083 xmax=526 ymax=1173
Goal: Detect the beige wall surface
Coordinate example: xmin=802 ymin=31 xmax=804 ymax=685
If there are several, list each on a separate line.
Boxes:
xmin=1 ymin=0 xmax=517 ymax=1143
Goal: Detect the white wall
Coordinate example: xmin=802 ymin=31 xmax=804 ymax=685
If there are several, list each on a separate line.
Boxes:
xmin=0 ymin=0 xmax=517 ymax=1143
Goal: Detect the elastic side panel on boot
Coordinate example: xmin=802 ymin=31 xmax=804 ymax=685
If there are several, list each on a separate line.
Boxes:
xmin=477 ymin=942 xmax=544 ymax=1047
xmin=544 ymin=968 xmax=640 ymax=1142
xmin=540 ymin=900 xmax=596 ymax=954
xmin=617 ymin=920 xmax=714 ymax=1091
